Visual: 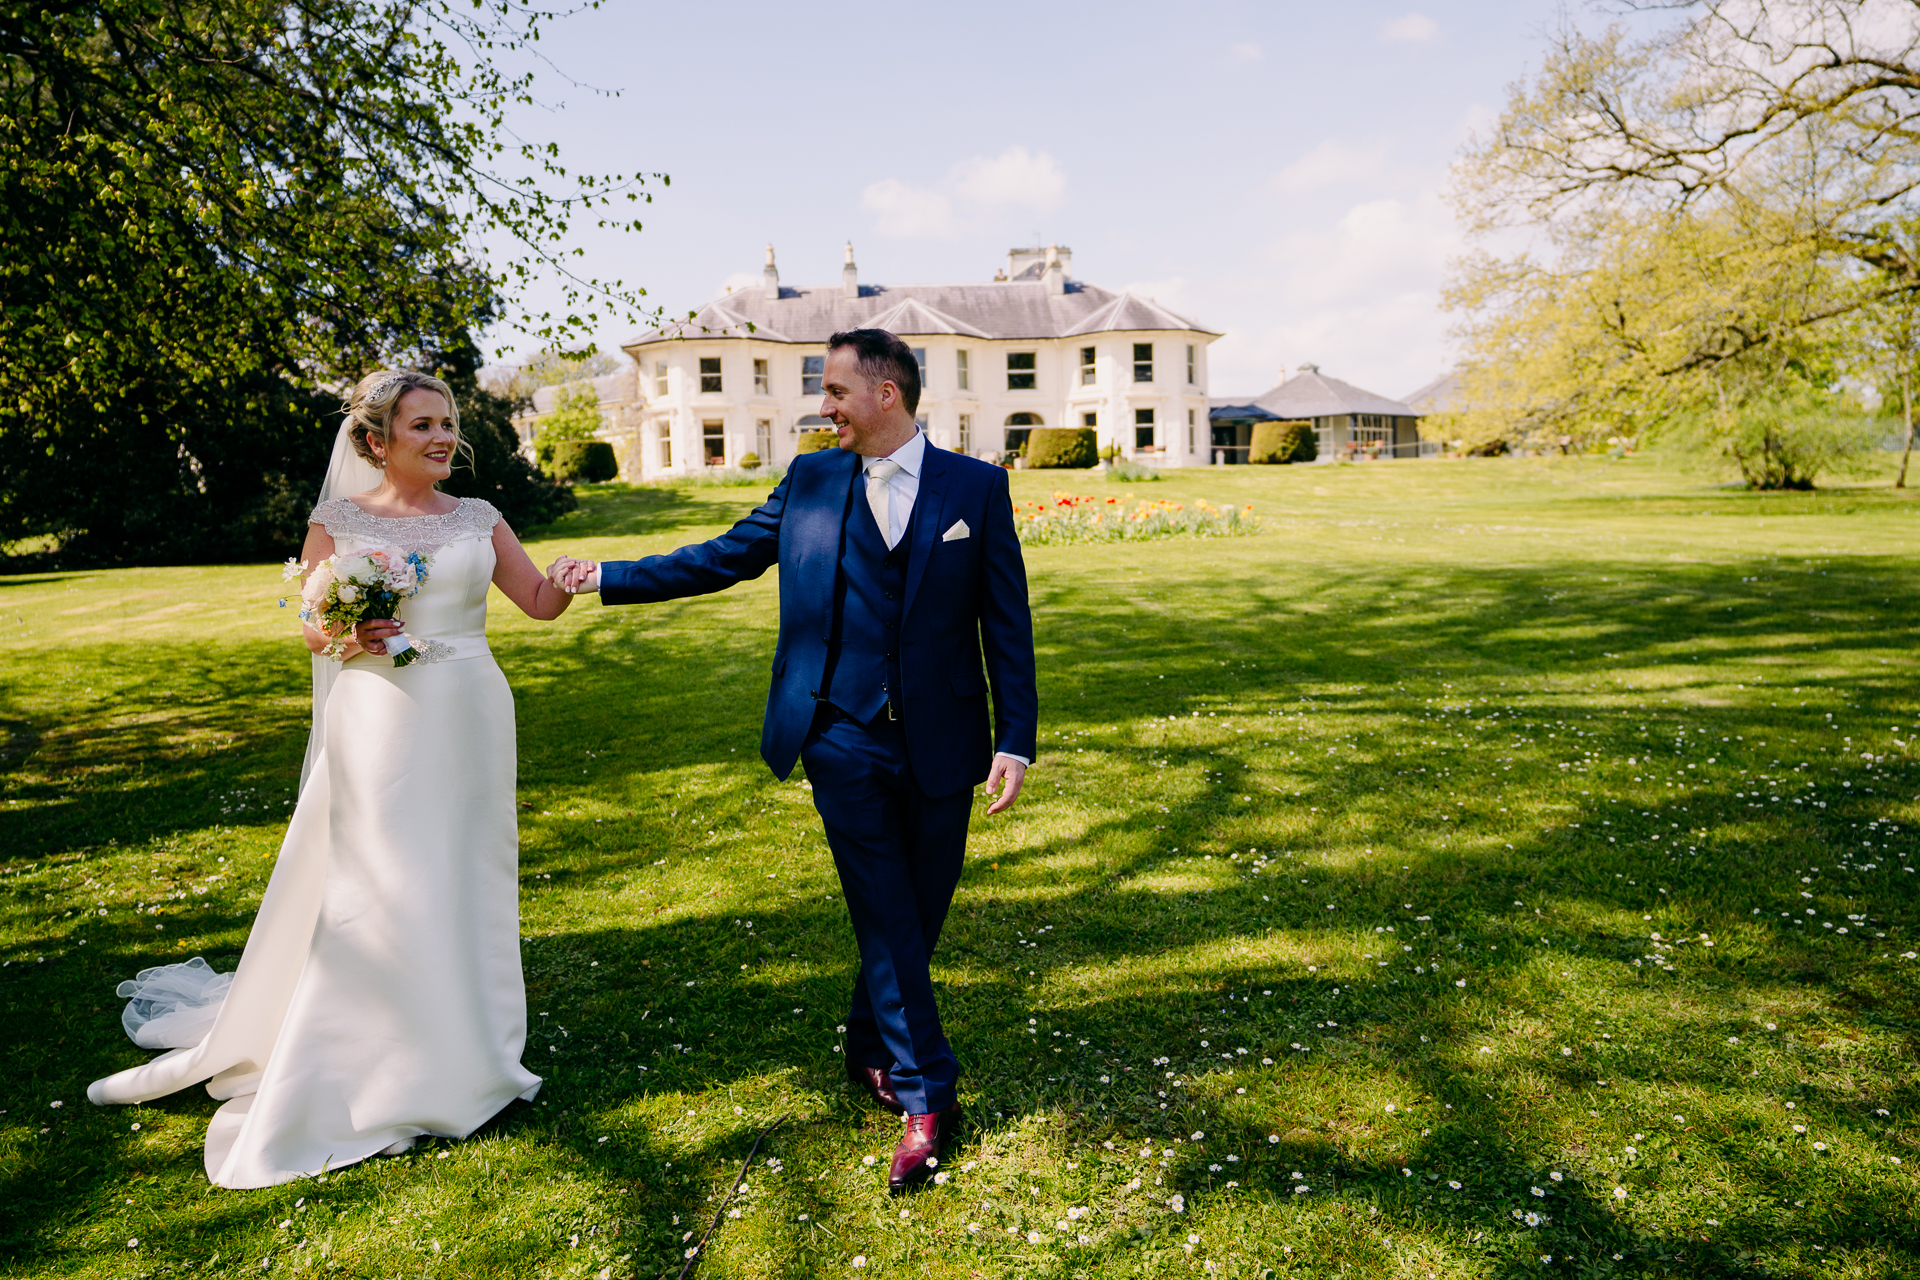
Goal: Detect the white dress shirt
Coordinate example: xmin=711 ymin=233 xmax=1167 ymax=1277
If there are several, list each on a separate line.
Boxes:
xmin=864 ymin=428 xmax=925 ymax=547
xmin=580 ymin=430 xmax=1028 ymax=768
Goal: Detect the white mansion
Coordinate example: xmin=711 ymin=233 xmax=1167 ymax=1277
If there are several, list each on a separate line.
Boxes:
xmin=567 ymin=245 xmax=1220 ymax=479
xmin=512 ymin=244 xmax=1443 ymax=477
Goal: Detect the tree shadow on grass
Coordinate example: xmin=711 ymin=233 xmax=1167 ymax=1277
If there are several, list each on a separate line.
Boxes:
xmin=5 ymin=544 xmax=1919 ymax=1273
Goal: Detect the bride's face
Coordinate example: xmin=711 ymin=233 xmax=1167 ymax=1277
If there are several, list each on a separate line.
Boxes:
xmin=379 ymin=388 xmax=457 ymax=483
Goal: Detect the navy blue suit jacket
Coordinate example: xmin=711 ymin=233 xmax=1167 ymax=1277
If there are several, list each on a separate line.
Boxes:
xmin=599 ymin=442 xmax=1038 ymax=797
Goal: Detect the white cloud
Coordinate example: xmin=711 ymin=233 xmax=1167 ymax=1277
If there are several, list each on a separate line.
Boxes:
xmin=1228 ymin=41 xmax=1264 ymax=63
xmin=861 ymin=179 xmax=963 ymax=239
xmin=1381 ymin=13 xmax=1439 ymax=44
xmin=1205 ymin=187 xmax=1464 ymax=397
xmin=1269 ymin=139 xmax=1394 ymax=194
xmin=861 ymin=146 xmax=1066 ymax=239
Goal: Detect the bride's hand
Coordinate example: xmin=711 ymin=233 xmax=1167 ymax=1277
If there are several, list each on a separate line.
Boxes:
xmin=545 ymin=556 xmax=598 ymax=594
xmin=353 ymin=618 xmax=401 ymax=656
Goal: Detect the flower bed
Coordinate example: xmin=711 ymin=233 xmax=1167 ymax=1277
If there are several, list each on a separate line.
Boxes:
xmin=1014 ymin=492 xmax=1262 ymax=545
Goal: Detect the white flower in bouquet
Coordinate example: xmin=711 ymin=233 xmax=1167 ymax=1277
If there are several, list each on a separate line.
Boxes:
xmin=337 ymin=584 xmax=361 ymax=603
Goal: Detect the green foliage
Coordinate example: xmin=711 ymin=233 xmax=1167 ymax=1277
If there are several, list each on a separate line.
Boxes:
xmin=0 ymin=370 xmax=340 ymax=567
xmin=796 ymin=430 xmax=838 ymax=454
xmin=1099 ymin=443 xmax=1120 ymax=462
xmin=1445 ymin=8 xmax=1920 ymax=462
xmin=533 ymin=383 xmax=606 ymax=473
xmin=1025 ymin=427 xmax=1097 ymax=469
xmin=546 ymin=440 xmax=618 ymax=484
xmin=1659 ymin=374 xmax=1880 ymax=491
xmin=1250 ymin=420 xmax=1317 ymax=464
xmin=738 ymin=453 xmax=762 ymax=470
xmin=0 ymin=0 xmax=648 ymax=557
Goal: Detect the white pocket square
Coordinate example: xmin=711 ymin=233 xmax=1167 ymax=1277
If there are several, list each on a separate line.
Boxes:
xmin=942 ymin=519 xmax=971 ymax=542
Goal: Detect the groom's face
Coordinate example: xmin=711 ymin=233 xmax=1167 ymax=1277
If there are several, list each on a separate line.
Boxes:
xmin=821 ymin=347 xmax=897 ymax=455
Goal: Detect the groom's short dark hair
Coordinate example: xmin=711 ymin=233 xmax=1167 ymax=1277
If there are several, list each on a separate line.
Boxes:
xmin=829 ymin=328 xmax=921 ymax=415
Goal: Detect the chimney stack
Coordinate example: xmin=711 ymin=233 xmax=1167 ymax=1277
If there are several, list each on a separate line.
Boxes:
xmin=842 ymin=241 xmax=859 ymax=300
xmin=763 ymin=244 xmax=780 ymax=301
xmin=1041 ymin=243 xmax=1066 ymax=296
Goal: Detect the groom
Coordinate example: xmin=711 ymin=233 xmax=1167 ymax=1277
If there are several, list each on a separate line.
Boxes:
xmin=551 ymin=329 xmax=1037 ymax=1190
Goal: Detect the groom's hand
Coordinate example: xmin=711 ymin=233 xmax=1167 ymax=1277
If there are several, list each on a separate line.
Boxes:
xmin=545 ymin=556 xmax=600 ymax=594
xmin=984 ymin=755 xmax=1027 ymax=815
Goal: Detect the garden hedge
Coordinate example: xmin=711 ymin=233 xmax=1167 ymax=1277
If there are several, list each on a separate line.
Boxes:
xmin=1250 ymin=419 xmax=1317 ymax=464
xmin=1026 ymin=427 xmax=1098 ymax=469
xmin=797 ymin=430 xmax=839 ymax=454
xmin=548 ymin=439 xmax=619 ymax=483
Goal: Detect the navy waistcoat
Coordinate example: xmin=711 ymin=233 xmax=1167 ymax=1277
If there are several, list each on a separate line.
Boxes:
xmin=817 ymin=472 xmax=906 ymax=724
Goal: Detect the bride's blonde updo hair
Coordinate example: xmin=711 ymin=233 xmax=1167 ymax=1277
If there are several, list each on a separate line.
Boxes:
xmin=343 ymin=370 xmax=472 ymax=470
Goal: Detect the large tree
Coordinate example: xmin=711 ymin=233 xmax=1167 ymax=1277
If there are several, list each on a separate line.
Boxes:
xmin=1444 ymin=0 xmax=1911 ymax=482
xmin=0 ymin=0 xmax=651 ymax=560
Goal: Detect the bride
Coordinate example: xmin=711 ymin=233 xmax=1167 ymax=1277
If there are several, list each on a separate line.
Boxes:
xmin=88 ymin=370 xmax=580 ymax=1188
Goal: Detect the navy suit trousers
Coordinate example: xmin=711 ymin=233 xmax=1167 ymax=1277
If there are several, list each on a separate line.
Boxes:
xmin=801 ymin=706 xmax=971 ymax=1115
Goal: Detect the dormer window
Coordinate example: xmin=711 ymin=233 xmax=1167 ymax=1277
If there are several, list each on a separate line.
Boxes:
xmin=1007 ymin=351 xmax=1036 ymax=391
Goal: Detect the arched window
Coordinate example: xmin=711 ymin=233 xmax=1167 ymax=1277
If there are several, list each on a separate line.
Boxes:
xmin=1004 ymin=412 xmax=1041 ymax=453
xmin=795 ymin=414 xmax=830 ymax=432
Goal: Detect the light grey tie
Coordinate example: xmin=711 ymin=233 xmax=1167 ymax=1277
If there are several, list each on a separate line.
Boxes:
xmin=866 ymin=457 xmax=902 ymax=548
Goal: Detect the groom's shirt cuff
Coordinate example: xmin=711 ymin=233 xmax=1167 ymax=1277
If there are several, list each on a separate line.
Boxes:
xmin=584 ymin=565 xmax=601 ymax=592
xmin=996 ymin=751 xmax=1031 ymax=767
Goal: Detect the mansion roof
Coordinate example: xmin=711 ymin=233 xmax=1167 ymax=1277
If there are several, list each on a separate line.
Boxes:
xmin=1402 ymin=372 xmax=1461 ymax=415
xmin=624 ymin=281 xmax=1216 ymax=348
xmin=1214 ymin=368 xmax=1419 ymax=420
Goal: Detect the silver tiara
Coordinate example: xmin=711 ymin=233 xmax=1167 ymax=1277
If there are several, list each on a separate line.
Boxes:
xmin=362 ymin=370 xmax=412 ymax=404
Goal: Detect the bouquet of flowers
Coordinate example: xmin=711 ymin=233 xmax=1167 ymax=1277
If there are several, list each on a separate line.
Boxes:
xmin=284 ymin=547 xmax=433 ymax=666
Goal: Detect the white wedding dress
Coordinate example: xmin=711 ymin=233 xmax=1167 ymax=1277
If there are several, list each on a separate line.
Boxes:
xmin=88 ymin=492 xmax=541 ymax=1188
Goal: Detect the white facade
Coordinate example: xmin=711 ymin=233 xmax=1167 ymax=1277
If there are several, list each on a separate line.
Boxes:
xmin=615 ymin=246 xmax=1220 ymax=480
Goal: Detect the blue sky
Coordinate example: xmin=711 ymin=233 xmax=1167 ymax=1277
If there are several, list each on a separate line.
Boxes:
xmin=485 ymin=0 xmax=1619 ymax=399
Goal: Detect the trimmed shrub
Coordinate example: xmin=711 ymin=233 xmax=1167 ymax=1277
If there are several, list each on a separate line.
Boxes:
xmin=797 ymin=430 xmax=839 ymax=454
xmin=1250 ymin=419 xmax=1317 ymax=464
xmin=549 ymin=439 xmax=618 ymax=482
xmin=738 ymin=452 xmax=762 ymax=470
xmin=1105 ymin=459 xmax=1162 ymax=482
xmin=1026 ymin=427 xmax=1098 ymax=469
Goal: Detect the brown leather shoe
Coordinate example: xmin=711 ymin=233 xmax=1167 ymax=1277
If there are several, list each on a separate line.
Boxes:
xmin=845 ymin=1058 xmax=905 ymax=1115
xmin=888 ymin=1104 xmax=961 ymax=1194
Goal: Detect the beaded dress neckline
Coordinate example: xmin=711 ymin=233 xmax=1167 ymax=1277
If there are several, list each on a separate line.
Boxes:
xmin=311 ymin=496 xmax=500 ymax=557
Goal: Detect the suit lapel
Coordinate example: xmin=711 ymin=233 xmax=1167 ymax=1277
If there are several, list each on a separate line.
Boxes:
xmin=900 ymin=442 xmax=949 ymax=622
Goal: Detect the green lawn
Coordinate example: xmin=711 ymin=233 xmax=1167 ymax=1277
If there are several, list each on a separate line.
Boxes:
xmin=3 ymin=456 xmax=1918 ymax=1279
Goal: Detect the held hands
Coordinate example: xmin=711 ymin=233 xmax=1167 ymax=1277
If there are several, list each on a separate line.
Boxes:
xmin=544 ymin=556 xmax=600 ymax=595
xmin=984 ymin=755 xmax=1027 ymax=815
